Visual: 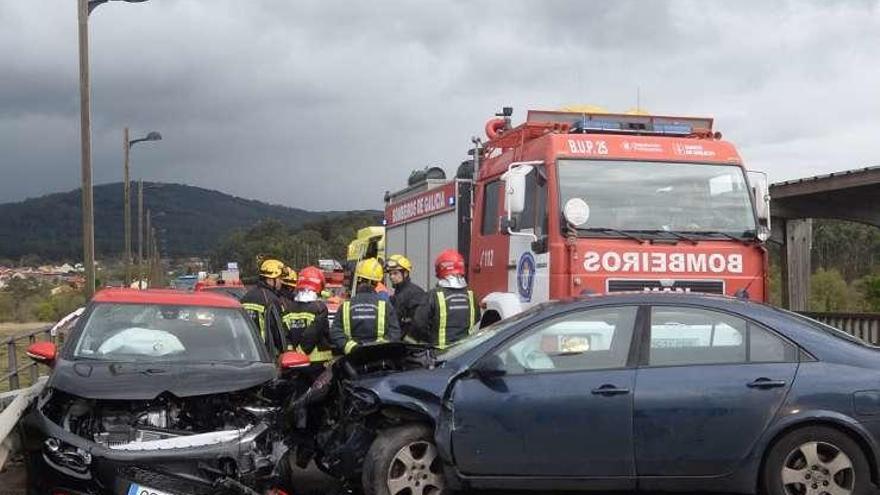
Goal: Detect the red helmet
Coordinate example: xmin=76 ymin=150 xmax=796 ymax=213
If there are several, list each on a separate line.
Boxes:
xmin=296 ymin=266 xmax=325 ymax=293
xmin=435 ymin=249 xmax=465 ymax=278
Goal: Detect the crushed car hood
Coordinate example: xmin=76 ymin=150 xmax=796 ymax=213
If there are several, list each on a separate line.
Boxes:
xmin=48 ymin=359 xmax=277 ymax=400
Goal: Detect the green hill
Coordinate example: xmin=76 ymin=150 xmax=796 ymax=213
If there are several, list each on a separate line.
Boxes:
xmin=0 ymin=182 xmax=380 ymax=261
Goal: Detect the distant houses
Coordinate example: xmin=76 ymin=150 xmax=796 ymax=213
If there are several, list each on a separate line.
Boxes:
xmin=0 ymin=263 xmax=85 ymax=290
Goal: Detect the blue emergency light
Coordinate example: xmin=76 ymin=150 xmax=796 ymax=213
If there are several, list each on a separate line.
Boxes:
xmin=528 ymin=110 xmax=712 ymax=138
xmin=653 ymin=123 xmax=693 ymax=135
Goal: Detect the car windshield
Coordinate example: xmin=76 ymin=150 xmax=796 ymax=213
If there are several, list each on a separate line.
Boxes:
xmin=73 ymin=303 xmax=263 ymax=362
xmin=437 ymin=304 xmax=546 ymax=361
xmin=558 ymin=159 xmax=757 ymax=237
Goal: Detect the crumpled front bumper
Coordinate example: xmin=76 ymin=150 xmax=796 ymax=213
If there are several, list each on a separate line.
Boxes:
xmin=21 ymin=408 xmax=286 ymax=495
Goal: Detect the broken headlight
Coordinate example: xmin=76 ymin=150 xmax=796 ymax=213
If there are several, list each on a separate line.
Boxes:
xmin=347 ymin=387 xmax=380 ymax=415
xmin=43 ymin=437 xmax=92 ymax=478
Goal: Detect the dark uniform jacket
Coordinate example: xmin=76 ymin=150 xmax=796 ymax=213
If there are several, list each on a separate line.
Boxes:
xmin=241 ymin=281 xmax=286 ymax=356
xmin=278 ymin=288 xmax=297 ymax=314
xmin=413 ymin=286 xmax=480 ymax=349
xmin=282 ymin=299 xmax=333 ymax=362
xmin=330 ymin=285 xmax=402 ymax=354
xmin=390 ymin=278 xmax=425 ymax=341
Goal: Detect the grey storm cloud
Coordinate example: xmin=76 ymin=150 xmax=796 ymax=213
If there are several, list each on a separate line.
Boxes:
xmin=1 ymin=0 xmax=879 ymax=210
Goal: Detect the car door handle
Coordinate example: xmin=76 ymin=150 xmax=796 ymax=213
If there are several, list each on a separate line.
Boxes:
xmin=591 ymin=384 xmax=630 ymax=396
xmin=747 ymin=378 xmax=787 ymax=389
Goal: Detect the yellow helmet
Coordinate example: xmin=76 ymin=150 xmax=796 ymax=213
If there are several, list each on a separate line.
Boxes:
xmin=281 ymin=266 xmax=298 ymax=287
xmin=259 ymin=259 xmax=285 ymax=279
xmin=355 ymin=258 xmax=384 ymax=282
xmin=386 ymin=254 xmax=413 ymax=273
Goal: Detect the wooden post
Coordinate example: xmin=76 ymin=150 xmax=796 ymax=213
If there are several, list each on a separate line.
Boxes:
xmin=781 ymin=218 xmax=812 ymax=311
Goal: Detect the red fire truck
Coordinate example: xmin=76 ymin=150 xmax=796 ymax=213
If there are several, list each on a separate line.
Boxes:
xmin=384 ymin=108 xmax=771 ymax=326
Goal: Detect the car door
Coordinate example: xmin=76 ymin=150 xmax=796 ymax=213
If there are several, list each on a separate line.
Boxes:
xmin=469 ymin=179 xmax=508 ymax=299
xmin=633 ymin=305 xmax=799 ymax=477
xmin=450 ymin=305 xmax=641 ymax=478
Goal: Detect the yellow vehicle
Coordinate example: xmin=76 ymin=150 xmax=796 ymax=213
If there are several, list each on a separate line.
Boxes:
xmin=346 ymin=226 xmax=385 ymax=263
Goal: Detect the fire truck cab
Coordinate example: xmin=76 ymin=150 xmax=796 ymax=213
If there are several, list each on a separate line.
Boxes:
xmin=385 ymin=108 xmax=771 ymax=326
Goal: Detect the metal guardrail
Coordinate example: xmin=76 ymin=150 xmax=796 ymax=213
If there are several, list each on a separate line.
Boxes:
xmin=800 ymin=312 xmax=880 ymax=345
xmin=0 ymin=377 xmax=46 ymax=470
xmin=1 ymin=326 xmax=55 ymax=392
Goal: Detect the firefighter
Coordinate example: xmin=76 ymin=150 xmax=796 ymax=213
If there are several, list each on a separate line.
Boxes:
xmin=278 ymin=266 xmax=298 ymax=312
xmin=385 ymin=254 xmax=425 ymax=342
xmin=241 ymin=259 xmax=287 ymax=356
xmin=414 ymin=249 xmax=480 ymax=349
xmin=282 ymin=266 xmax=333 ymax=370
xmin=330 ymin=258 xmax=401 ymax=354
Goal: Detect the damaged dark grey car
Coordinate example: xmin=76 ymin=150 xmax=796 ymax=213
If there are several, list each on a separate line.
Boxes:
xmin=20 ymin=289 xmax=308 ymax=495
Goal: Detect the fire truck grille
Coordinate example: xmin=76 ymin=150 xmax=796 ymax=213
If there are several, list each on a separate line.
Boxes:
xmin=607 ymin=279 xmax=725 ymax=294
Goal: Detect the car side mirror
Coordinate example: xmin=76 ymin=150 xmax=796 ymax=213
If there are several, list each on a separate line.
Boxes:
xmin=279 ymin=351 xmax=311 ymax=370
xmin=27 ymin=342 xmax=57 ymax=367
xmin=472 ymin=354 xmax=506 ymax=379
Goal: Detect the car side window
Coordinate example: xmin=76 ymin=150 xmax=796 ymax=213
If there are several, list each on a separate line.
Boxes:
xmin=495 ymin=306 xmax=637 ymax=374
xmin=648 ymin=306 xmax=796 ymax=366
xmin=750 ymin=323 xmax=798 ymax=363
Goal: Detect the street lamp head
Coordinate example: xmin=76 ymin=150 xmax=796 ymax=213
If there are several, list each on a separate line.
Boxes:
xmin=129 ymin=131 xmax=163 ymax=147
xmin=88 ymin=0 xmax=150 ymax=15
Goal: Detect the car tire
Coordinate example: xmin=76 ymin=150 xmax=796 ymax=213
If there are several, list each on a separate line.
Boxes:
xmin=362 ymin=424 xmax=448 ymax=495
xmin=761 ymin=425 xmax=871 ymax=495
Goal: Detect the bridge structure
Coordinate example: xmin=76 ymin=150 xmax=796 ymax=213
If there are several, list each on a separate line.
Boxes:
xmin=771 ymin=165 xmax=880 ymax=310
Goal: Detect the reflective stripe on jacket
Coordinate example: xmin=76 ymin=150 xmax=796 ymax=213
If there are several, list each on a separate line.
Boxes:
xmin=330 ymin=290 xmax=401 ymax=354
xmin=414 ymin=286 xmax=480 ymax=349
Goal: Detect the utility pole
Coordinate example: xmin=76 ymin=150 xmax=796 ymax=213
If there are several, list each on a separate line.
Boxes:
xmin=152 ymin=227 xmax=160 ymax=286
xmin=145 ymin=210 xmax=151 ymax=285
xmin=77 ymin=0 xmax=95 ymax=298
xmin=123 ymin=127 xmax=131 ymax=285
xmin=138 ymin=179 xmax=143 ymax=287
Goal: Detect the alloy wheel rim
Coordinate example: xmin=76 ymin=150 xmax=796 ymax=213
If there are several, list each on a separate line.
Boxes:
xmin=386 ymin=440 xmax=445 ymax=495
xmin=781 ymin=440 xmax=854 ymax=495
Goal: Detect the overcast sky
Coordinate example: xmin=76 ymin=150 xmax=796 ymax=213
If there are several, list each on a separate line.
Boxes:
xmin=1 ymin=0 xmax=879 ymax=210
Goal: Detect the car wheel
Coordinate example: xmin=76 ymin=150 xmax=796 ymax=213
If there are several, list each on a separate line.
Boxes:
xmin=762 ymin=426 xmax=871 ymax=495
xmin=362 ymin=424 xmax=447 ymax=495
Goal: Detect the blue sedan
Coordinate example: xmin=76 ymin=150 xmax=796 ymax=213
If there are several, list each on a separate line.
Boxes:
xmin=325 ymin=293 xmax=880 ymax=495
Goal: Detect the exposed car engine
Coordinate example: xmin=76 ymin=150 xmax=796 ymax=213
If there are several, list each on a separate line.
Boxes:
xmin=42 ymin=389 xmax=274 ymax=449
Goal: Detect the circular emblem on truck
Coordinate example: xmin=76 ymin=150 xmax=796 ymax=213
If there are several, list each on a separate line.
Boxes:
xmin=517 ymin=252 xmax=536 ymax=301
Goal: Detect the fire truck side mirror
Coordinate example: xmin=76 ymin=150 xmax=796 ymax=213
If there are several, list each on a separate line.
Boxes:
xmin=503 ymin=168 xmax=530 ymax=216
xmin=748 ymin=170 xmax=771 ymax=230
xmin=502 ymin=162 xmax=542 ymax=241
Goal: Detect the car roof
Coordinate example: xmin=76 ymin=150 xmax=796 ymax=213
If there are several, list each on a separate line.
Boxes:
xmin=92 ymin=288 xmax=242 ymax=308
xmin=543 ymin=291 xmax=777 ymax=317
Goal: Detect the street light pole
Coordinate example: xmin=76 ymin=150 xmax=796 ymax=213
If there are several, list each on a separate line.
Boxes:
xmin=77 ymin=0 xmax=95 ymax=298
xmin=138 ymin=179 xmax=143 ymax=287
xmin=123 ymin=130 xmax=161 ymax=287
xmin=123 ymin=127 xmax=130 ymax=285
xmin=79 ymin=0 xmax=152 ymax=297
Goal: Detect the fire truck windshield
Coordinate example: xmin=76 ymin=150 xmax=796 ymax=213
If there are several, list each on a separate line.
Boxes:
xmin=557 ymin=159 xmax=757 ymax=238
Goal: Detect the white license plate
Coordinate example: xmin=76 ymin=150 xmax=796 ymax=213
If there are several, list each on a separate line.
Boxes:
xmin=127 ymin=483 xmax=176 ymax=495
